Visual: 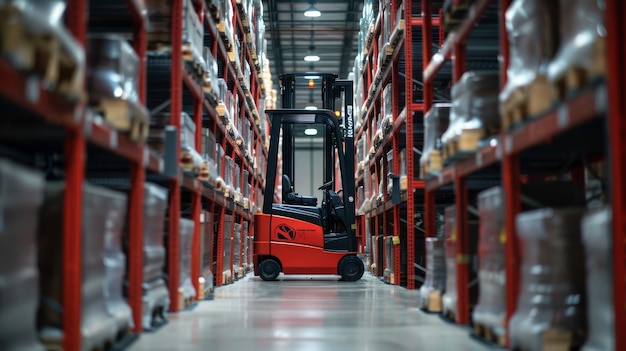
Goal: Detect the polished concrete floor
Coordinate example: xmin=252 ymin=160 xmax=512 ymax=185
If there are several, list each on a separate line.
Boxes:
xmin=130 ymin=273 xmax=499 ymax=351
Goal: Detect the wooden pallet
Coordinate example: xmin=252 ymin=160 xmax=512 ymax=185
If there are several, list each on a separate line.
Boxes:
xmin=178 ymin=290 xmax=195 ymax=310
xmin=420 ymin=290 xmax=443 ymax=312
xmin=474 ymin=322 xmax=506 ymax=347
xmin=502 ymin=75 xmax=554 ymax=130
xmin=514 ymin=328 xmax=577 ymax=351
xmin=92 ymin=99 xmax=149 ymax=142
xmin=442 ymin=128 xmax=485 ymax=162
xmin=0 ymin=5 xmax=84 ymax=100
xmin=420 ymin=150 xmax=443 ymax=178
xmin=551 ymin=37 xmax=606 ymax=101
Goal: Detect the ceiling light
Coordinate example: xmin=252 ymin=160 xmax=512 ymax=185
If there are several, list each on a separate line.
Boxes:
xmin=304 ymin=4 xmax=321 ymax=17
xmin=305 ymin=106 xmax=318 ymax=110
xmin=304 ymin=128 xmax=318 ymax=136
xmin=304 ymin=55 xmax=320 ymax=62
xmin=304 ymin=74 xmax=320 ymax=80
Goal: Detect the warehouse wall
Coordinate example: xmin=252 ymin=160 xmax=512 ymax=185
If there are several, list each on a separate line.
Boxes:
xmin=294 ymin=143 xmax=324 ymax=200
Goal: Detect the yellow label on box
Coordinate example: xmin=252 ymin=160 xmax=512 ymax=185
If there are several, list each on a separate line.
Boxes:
xmin=499 ymin=228 xmax=506 ymax=244
xmin=450 ymin=230 xmax=457 ymax=243
xmin=392 ymin=236 xmax=400 ymax=245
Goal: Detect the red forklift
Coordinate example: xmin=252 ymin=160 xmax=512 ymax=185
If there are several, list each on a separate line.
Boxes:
xmin=253 ymin=73 xmax=364 ymax=281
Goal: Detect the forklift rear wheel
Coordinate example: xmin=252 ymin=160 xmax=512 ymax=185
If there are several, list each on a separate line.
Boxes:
xmin=259 ymin=259 xmax=281 ymax=281
xmin=338 ymin=255 xmax=364 ymax=281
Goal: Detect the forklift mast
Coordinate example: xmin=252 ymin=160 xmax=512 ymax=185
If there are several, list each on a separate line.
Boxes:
xmin=263 ymin=73 xmax=356 ymax=252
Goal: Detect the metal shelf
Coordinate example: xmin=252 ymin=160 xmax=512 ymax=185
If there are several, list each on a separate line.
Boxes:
xmin=423 ymin=0 xmax=496 ymax=83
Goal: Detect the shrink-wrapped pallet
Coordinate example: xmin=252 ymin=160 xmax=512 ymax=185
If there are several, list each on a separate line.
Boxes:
xmin=420 ymin=103 xmax=451 ymax=174
xmin=233 ymin=222 xmax=242 ymax=275
xmin=548 ymin=0 xmax=605 ymax=95
xmin=441 ymin=206 xmax=478 ymax=319
xmin=200 ymin=211 xmax=214 ymax=297
xmin=509 ymin=208 xmax=587 ymax=351
xmin=87 ymin=35 xmax=140 ymax=105
xmin=441 ymin=71 xmax=500 ymax=151
xmin=223 ymin=214 xmax=234 ymax=281
xmin=242 ymin=221 xmax=249 ymax=271
xmin=0 ymin=159 xmax=44 ymax=351
xmin=472 ymin=187 xmax=506 ymax=337
xmin=140 ymin=183 xmax=170 ymax=329
xmin=38 ymin=183 xmax=126 ymax=350
xmin=384 ymin=236 xmax=395 ymax=283
xmin=419 ymin=238 xmax=446 ymax=311
xmin=0 ymin=0 xmax=85 ymax=96
xmin=500 ymin=0 xmax=560 ymax=124
xmin=581 ymin=207 xmax=613 ymax=351
xmin=179 ymin=218 xmax=196 ymax=303
xmin=180 ymin=112 xmax=203 ymax=173
xmin=103 ymin=191 xmax=133 ymax=333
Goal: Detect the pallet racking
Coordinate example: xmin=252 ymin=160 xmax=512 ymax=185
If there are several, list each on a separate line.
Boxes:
xmin=357 ymin=0 xmax=626 ymax=348
xmin=0 ymin=0 xmax=269 ymax=349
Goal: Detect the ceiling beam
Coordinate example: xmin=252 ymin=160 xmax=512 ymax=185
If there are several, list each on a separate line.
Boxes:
xmin=266 ymin=0 xmax=284 ymax=78
xmin=338 ymin=0 xmax=359 ymax=78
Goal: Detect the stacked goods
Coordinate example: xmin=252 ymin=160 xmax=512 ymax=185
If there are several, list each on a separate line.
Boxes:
xmin=443 ymin=0 xmax=475 ymax=32
xmin=178 ymin=218 xmax=196 ymax=308
xmin=510 ymin=208 xmax=588 ymax=351
xmin=472 ymin=187 xmax=506 ymax=345
xmin=241 ymin=221 xmax=249 ymax=273
xmin=138 ymin=183 xmax=170 ymax=329
xmin=549 ymin=0 xmax=605 ymax=99
xmin=200 ymin=211 xmax=215 ymax=298
xmin=203 ymin=47 xmax=220 ymax=104
xmin=441 ymin=71 xmax=500 ymax=161
xmin=581 ymin=207 xmax=612 ymax=351
xmin=87 ymin=35 xmax=149 ymax=141
xmin=103 ymin=191 xmax=134 ymax=334
xmin=0 ymin=0 xmax=84 ymax=99
xmin=222 ymin=214 xmax=234 ymax=283
xmin=384 ymin=236 xmax=394 ymax=284
xmin=420 ymin=103 xmax=451 ymax=177
xmin=38 ymin=183 xmax=128 ymax=350
xmin=441 ymin=205 xmax=478 ymax=321
xmin=500 ymin=0 xmax=559 ymax=129
xmin=419 ymin=238 xmax=446 ymax=312
xmin=0 ymin=160 xmax=44 ymax=351
xmin=146 ymin=0 xmax=205 ymax=73
xmin=233 ymin=222 xmax=242 ymax=278
xmin=200 ymin=127 xmax=219 ymax=186
xmin=180 ymin=112 xmax=203 ymax=174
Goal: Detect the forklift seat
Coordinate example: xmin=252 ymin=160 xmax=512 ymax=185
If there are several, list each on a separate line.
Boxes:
xmin=282 ymin=175 xmax=318 ymax=206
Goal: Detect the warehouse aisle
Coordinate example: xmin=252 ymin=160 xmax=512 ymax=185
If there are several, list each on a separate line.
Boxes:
xmin=129 ymin=273 xmax=497 ymax=351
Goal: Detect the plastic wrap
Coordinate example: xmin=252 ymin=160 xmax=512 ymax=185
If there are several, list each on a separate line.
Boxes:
xmin=233 ymin=222 xmax=242 ymax=273
xmin=581 ymin=207 xmax=612 ymax=351
xmin=180 ymin=112 xmax=203 ymax=173
xmin=182 ymin=0 xmax=204 ymax=68
xmin=223 ymin=214 xmax=233 ymax=279
xmin=509 ymin=208 xmax=587 ymax=351
xmin=548 ymin=0 xmax=605 ymax=85
xmin=141 ymin=183 xmax=170 ymax=329
xmin=179 ymin=218 xmax=196 ymax=301
xmin=384 ymin=236 xmax=394 ymax=275
xmin=441 ymin=71 xmax=500 ymax=146
xmin=0 ymin=0 xmax=84 ymax=91
xmin=442 ymin=206 xmax=479 ymax=318
xmin=420 ymin=103 xmax=451 ymax=166
xmin=242 ymin=221 xmax=249 ymax=271
xmin=38 ymin=183 xmax=123 ymax=350
xmin=0 ymin=159 xmax=44 ymax=351
xmin=419 ymin=238 xmax=446 ymax=310
xmin=472 ymin=187 xmax=506 ymax=335
xmin=500 ymin=0 xmax=559 ymax=119
xmin=87 ymin=35 xmax=140 ymax=103
xmin=201 ymin=211 xmax=214 ymax=296
xmin=203 ymin=47 xmax=220 ymax=96
xmin=103 ymin=189 xmax=133 ymax=332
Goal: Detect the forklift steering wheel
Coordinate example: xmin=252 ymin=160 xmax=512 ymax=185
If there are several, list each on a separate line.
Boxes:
xmin=318 ymin=180 xmax=334 ymax=191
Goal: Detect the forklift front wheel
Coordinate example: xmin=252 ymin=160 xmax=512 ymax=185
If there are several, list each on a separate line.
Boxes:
xmin=259 ymin=258 xmax=281 ymax=281
xmin=338 ymin=255 xmax=365 ymax=281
